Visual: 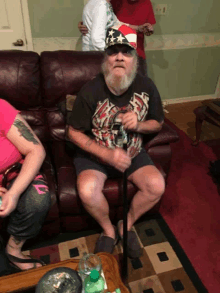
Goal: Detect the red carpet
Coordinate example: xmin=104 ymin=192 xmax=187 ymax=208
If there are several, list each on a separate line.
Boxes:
xmin=160 ymin=119 xmax=220 ymax=292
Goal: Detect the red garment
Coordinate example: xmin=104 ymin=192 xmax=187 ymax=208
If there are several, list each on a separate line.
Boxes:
xmin=111 ymin=0 xmax=156 ymax=59
xmin=0 ymin=99 xmax=23 ymax=185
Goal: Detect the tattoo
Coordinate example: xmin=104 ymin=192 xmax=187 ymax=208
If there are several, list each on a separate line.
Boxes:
xmin=85 ymin=138 xmax=93 ymax=148
xmin=14 ymin=119 xmax=39 ymax=145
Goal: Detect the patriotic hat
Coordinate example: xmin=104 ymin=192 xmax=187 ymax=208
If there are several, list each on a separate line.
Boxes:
xmin=105 ymin=24 xmax=137 ymax=50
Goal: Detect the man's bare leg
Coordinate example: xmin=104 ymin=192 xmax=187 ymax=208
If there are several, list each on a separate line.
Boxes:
xmin=77 ymin=169 xmax=116 ymax=239
xmin=118 ymin=165 xmax=165 ymax=235
xmin=6 ymin=236 xmax=42 ymax=270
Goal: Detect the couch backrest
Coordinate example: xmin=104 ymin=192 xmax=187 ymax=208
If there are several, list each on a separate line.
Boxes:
xmin=0 ymin=50 xmax=105 ymax=142
xmin=0 ymin=50 xmax=41 ymax=108
xmin=40 ymin=50 xmax=104 ymax=141
xmin=0 ymin=50 xmax=50 ymax=142
xmin=40 ymin=50 xmax=104 ymax=107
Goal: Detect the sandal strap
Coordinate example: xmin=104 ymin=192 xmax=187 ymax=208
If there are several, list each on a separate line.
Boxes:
xmin=6 ymin=253 xmax=45 ymax=266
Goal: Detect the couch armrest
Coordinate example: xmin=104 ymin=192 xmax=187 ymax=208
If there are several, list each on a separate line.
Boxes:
xmin=143 ymin=122 xmax=179 ymax=150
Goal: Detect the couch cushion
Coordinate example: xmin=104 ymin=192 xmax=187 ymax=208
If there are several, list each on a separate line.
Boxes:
xmin=40 ymin=51 xmax=104 ymax=108
xmin=0 ymin=50 xmax=41 ymax=109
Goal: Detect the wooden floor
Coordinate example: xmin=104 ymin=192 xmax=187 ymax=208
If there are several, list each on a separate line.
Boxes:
xmin=164 ymin=99 xmax=220 ymax=142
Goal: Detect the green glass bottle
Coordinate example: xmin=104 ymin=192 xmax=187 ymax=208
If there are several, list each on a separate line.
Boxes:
xmin=84 ymin=269 xmax=105 ymax=293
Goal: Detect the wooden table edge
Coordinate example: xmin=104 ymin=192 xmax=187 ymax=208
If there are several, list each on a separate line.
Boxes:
xmin=0 ymin=253 xmax=129 ymax=293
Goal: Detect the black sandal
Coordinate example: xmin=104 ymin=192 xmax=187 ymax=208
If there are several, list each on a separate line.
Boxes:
xmin=6 ymin=253 xmax=46 ymax=271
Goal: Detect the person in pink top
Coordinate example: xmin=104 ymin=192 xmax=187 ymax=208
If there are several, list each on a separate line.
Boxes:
xmin=0 ymin=99 xmax=50 ymax=272
xmin=78 ymin=0 xmax=155 ymax=76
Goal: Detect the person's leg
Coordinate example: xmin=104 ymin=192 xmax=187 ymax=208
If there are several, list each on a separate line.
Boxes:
xmin=77 ymin=169 xmax=116 ymax=240
xmin=6 ymin=175 xmax=51 ymax=270
xmin=118 ymin=165 xmax=165 ymax=236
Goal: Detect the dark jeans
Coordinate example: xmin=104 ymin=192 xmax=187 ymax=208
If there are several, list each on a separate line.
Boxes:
xmin=6 ymin=174 xmax=51 ymax=240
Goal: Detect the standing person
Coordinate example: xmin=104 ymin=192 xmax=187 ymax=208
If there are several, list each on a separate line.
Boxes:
xmin=0 ymin=99 xmax=51 ymax=271
xmin=68 ymin=25 xmax=164 ymax=258
xmin=79 ymin=0 xmax=155 ymax=75
xmin=81 ymin=0 xmax=151 ymax=52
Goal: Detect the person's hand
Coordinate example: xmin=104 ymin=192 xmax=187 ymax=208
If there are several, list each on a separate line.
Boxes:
xmin=78 ymin=21 xmax=88 ymax=35
xmin=105 ymin=148 xmax=131 ymax=172
xmin=138 ymin=23 xmax=154 ymax=36
xmin=119 ymin=112 xmax=139 ymax=132
xmin=143 ymin=23 xmax=154 ymax=36
xmin=0 ymin=190 xmax=18 ymax=218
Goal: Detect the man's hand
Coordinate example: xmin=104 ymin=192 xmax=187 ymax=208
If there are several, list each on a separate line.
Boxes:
xmin=143 ymin=23 xmax=154 ymax=36
xmin=138 ymin=23 xmax=154 ymax=36
xmin=78 ymin=21 xmax=88 ymax=35
xmin=119 ymin=112 xmax=138 ymax=132
xmin=105 ymin=148 xmax=131 ymax=172
xmin=0 ymin=189 xmax=18 ymax=218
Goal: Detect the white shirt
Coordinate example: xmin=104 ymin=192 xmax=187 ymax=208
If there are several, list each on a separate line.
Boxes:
xmin=82 ymin=0 xmax=120 ymax=51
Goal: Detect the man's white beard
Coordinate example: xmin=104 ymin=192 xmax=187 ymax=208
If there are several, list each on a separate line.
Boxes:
xmin=102 ymin=57 xmax=138 ymax=94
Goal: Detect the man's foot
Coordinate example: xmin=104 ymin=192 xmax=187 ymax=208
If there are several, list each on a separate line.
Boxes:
xmin=6 ymin=252 xmax=45 ymax=271
xmin=94 ymin=226 xmax=119 ymax=254
xmin=117 ymin=220 xmax=143 ymax=259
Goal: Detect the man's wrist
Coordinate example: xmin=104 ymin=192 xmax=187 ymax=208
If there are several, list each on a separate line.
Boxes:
xmin=136 ymin=122 xmax=141 ymax=132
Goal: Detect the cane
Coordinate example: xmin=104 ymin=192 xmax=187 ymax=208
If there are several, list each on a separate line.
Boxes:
xmin=122 ymin=142 xmax=128 ymax=282
xmin=120 ymin=126 xmax=128 ymax=282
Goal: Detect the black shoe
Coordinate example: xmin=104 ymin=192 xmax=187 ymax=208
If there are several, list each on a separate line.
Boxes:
xmin=117 ymin=220 xmax=143 ymax=259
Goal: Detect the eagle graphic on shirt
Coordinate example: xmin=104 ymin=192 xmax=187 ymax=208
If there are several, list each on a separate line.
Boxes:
xmin=92 ymin=92 xmax=149 ymax=158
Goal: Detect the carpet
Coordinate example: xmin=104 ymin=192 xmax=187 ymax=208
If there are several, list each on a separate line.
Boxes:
xmin=23 ymin=214 xmax=207 ymax=293
xmin=160 ymin=119 xmax=220 ymax=292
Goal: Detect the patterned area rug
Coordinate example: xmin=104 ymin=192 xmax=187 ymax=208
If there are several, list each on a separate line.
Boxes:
xmin=23 ymin=214 xmax=207 ymax=293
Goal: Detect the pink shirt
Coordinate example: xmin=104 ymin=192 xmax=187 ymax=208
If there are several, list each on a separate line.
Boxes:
xmin=0 ymin=99 xmax=23 ymax=186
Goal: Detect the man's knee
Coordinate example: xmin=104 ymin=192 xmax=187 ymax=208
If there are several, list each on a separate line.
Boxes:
xmin=146 ymin=174 xmax=165 ymax=202
xmin=77 ymin=173 xmax=104 ymax=203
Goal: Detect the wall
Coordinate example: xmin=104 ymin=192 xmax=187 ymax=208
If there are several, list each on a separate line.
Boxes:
xmin=27 ymin=0 xmax=220 ymax=102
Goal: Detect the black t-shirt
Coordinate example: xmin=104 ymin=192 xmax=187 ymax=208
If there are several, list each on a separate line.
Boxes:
xmin=68 ymin=73 xmax=164 ymax=158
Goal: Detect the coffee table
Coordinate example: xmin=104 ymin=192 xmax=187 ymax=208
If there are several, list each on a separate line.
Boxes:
xmin=0 ymin=252 xmax=129 ymax=293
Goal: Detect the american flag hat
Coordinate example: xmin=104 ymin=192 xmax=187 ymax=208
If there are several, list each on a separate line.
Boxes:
xmin=105 ymin=24 xmax=137 ymax=50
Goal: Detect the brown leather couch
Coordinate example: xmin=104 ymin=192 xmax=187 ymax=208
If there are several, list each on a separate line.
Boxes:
xmin=0 ymin=50 xmax=179 ymax=239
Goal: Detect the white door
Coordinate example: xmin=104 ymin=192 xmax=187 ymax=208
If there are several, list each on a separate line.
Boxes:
xmin=0 ymin=0 xmax=30 ymax=50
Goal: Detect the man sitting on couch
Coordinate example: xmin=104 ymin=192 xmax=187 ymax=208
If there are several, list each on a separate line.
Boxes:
xmin=68 ymin=25 xmax=165 ymax=258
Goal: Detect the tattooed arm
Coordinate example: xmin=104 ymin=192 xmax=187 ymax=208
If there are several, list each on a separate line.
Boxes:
xmin=0 ymin=114 xmax=45 ymax=217
xmin=68 ymin=126 xmax=131 ymax=173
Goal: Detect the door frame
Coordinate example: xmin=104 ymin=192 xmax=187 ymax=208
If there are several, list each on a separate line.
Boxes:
xmin=20 ymin=0 xmax=33 ymax=51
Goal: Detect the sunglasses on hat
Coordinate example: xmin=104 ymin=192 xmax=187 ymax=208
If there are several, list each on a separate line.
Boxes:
xmin=106 ymin=45 xmax=134 ymax=56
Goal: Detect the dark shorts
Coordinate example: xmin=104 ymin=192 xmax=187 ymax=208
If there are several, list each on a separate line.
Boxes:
xmin=73 ymin=148 xmax=154 ymax=179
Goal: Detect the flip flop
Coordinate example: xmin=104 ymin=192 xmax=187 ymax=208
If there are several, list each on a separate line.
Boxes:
xmin=6 ymin=252 xmax=45 ymax=271
xmin=94 ymin=226 xmax=119 ymax=254
xmin=117 ymin=220 xmax=143 ymax=259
